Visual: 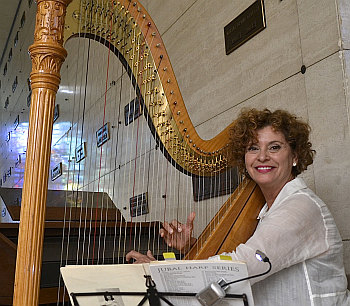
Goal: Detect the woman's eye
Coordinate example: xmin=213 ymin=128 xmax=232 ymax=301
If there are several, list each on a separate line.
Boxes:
xmin=269 ymin=145 xmax=281 ymax=152
xmin=247 ymin=146 xmax=259 ymax=152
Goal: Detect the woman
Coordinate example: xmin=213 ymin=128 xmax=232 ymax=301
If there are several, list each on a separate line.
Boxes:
xmin=126 ymin=108 xmax=349 ymax=305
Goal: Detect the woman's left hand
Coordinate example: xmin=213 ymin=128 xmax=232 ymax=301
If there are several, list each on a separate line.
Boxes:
xmin=126 ymin=250 xmax=156 ymax=264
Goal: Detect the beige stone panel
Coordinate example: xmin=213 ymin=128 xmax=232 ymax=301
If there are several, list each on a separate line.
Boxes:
xmin=140 ymin=0 xmax=197 ymax=35
xmin=86 ymin=102 xmax=117 ymax=180
xmin=159 ymin=0 xmax=302 ymax=127
xmin=297 ymin=0 xmax=340 ymax=66
xmin=338 ymin=0 xmax=350 ymax=49
xmin=94 ymin=148 xmax=170 ymax=222
xmin=305 ymin=52 xmax=350 ymax=239
xmin=60 ymin=39 xmax=93 ymax=123
xmin=76 ymin=103 xmax=102 ymax=186
xmin=196 ymin=72 xmax=308 ymax=137
xmin=85 ymin=41 xmax=113 ymax=106
xmin=108 ymin=149 xmax=165 ymax=222
xmin=63 ymin=38 xmax=123 ymax=115
xmin=107 ymin=98 xmax=156 ymax=167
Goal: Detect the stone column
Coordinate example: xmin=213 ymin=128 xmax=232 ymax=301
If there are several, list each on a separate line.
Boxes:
xmin=13 ymin=1 xmax=71 ymax=305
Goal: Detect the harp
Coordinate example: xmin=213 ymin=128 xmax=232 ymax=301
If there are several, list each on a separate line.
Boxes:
xmin=13 ymin=0 xmax=265 ymax=304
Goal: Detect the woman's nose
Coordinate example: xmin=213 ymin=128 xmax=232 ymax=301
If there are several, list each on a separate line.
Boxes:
xmin=257 ymin=148 xmax=270 ymax=161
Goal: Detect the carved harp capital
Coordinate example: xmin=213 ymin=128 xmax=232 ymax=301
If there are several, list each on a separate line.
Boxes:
xmin=35 ymin=0 xmax=72 ymax=44
xmin=29 ymin=0 xmax=71 ymax=91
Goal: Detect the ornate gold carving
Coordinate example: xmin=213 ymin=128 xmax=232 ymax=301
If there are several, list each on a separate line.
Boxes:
xmin=31 ymin=51 xmax=64 ymax=73
xmin=35 ymin=0 xmax=69 ymax=44
xmin=29 ymin=0 xmax=71 ymax=92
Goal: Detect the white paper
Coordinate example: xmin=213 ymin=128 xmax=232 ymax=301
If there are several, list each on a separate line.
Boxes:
xmin=61 ymin=261 xmax=254 ymax=306
xmin=61 ymin=264 xmax=149 ymax=306
xmin=149 ymin=260 xmax=254 ymax=306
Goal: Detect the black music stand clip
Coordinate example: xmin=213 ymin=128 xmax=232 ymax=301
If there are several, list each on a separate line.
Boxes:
xmin=137 ymin=275 xmax=174 ymax=306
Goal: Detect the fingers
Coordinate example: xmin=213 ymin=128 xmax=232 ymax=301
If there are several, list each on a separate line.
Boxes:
xmin=126 ymin=250 xmax=156 ymax=264
xmin=162 ymin=221 xmax=173 ymax=234
xmin=147 ymin=250 xmax=156 ymax=261
xmin=126 ymin=250 xmax=139 ymax=262
xmin=170 ymin=219 xmax=182 ymax=232
xmin=162 ymin=212 xmax=195 ymax=234
xmin=186 ymin=211 xmax=196 ymax=228
xmin=159 ymin=228 xmax=170 ymax=241
xmin=162 ymin=220 xmax=181 ymax=234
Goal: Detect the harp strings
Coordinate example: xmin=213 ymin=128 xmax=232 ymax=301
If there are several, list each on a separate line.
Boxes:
xmin=130 ymin=4 xmax=148 ymax=253
xmin=58 ymin=2 xmax=238 ymax=297
xmin=57 ymin=0 xmax=88 ymax=302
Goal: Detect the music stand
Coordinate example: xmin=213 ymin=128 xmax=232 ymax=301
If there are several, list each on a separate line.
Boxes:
xmin=70 ymin=275 xmax=249 ymax=306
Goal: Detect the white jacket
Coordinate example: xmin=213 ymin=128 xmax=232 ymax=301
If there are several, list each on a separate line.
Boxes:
xmin=212 ymin=178 xmax=349 ymax=305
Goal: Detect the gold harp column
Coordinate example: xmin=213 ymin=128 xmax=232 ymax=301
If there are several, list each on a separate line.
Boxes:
xmin=13 ymin=0 xmax=71 ymax=305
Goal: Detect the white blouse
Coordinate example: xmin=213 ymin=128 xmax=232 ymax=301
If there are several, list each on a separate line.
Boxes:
xmin=211 ymin=178 xmax=349 ymax=305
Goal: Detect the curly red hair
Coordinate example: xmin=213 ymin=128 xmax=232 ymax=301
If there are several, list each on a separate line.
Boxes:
xmin=228 ymin=108 xmax=315 ymax=177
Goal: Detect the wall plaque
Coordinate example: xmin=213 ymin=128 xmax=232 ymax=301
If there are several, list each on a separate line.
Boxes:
xmin=124 ymin=97 xmax=142 ymax=126
xmin=14 ymin=115 xmax=19 ymax=130
xmin=130 ymin=192 xmax=149 ymax=217
xmin=224 ymin=0 xmax=266 ymax=55
xmin=51 ymin=162 xmax=63 ymax=181
xmin=96 ymin=122 xmax=110 ymax=147
xmin=75 ymin=142 xmax=87 ymax=162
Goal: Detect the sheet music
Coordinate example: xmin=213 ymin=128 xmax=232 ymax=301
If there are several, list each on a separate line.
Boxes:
xmin=61 ymin=260 xmax=254 ymax=306
xmin=149 ymin=260 xmax=254 ymax=306
xmin=61 ymin=264 xmax=149 ymax=306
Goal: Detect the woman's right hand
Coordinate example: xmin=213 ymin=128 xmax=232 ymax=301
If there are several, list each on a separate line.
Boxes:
xmin=159 ymin=212 xmax=197 ymax=253
xmin=126 ymin=250 xmax=156 ymax=264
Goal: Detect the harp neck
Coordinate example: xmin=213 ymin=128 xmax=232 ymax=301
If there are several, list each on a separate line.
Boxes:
xmin=64 ymin=0 xmax=234 ymax=176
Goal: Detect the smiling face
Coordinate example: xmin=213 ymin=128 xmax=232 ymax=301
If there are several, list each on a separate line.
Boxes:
xmin=244 ymin=126 xmax=298 ymax=199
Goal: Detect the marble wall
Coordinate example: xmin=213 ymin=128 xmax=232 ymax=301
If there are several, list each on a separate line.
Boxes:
xmin=139 ymin=0 xmax=350 ymax=279
xmin=0 ymin=0 xmax=349 ymax=281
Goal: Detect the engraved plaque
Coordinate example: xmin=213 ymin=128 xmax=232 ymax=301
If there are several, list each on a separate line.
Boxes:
xmin=15 ymin=155 xmax=22 ymax=167
xmin=14 ymin=115 xmax=19 ymax=130
xmin=51 ymin=162 xmax=63 ymax=181
xmin=130 ymin=192 xmax=149 ymax=217
xmin=5 ymin=97 xmax=9 ymax=109
xmin=3 ymin=63 xmax=7 ymax=76
xmin=75 ymin=142 xmax=87 ymax=162
xmin=8 ymin=48 xmax=12 ymax=62
xmin=224 ymin=0 xmax=266 ymax=55
xmin=14 ymin=31 xmax=19 ymax=47
xmin=12 ymin=76 xmax=18 ymax=93
xmin=96 ymin=122 xmax=110 ymax=147
xmin=124 ymin=97 xmax=142 ymax=126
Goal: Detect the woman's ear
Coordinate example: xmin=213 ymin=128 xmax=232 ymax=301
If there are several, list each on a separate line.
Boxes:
xmin=292 ymin=154 xmax=298 ymax=167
